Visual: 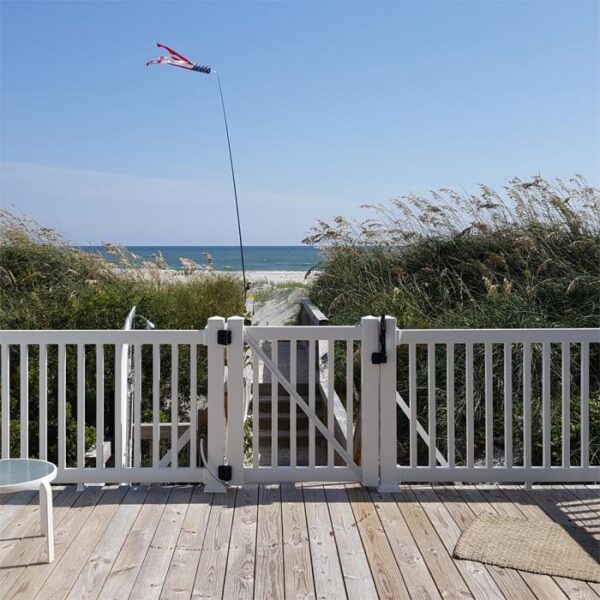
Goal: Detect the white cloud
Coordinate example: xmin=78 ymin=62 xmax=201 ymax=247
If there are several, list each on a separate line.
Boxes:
xmin=0 ymin=162 xmax=337 ymax=245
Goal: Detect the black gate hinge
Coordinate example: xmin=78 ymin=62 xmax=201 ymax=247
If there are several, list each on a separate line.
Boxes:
xmin=218 ymin=465 xmax=232 ymax=481
xmin=371 ymin=314 xmax=387 ymax=364
xmin=217 ymin=329 xmax=232 ymax=345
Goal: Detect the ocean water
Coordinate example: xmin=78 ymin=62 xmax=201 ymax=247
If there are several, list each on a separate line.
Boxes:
xmin=82 ymin=245 xmax=322 ymax=272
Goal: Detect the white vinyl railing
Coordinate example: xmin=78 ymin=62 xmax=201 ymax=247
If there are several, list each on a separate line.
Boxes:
xmin=1 ymin=316 xmax=598 ymax=489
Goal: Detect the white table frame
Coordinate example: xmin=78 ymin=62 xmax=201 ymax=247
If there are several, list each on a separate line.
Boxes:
xmin=0 ymin=459 xmax=57 ymax=562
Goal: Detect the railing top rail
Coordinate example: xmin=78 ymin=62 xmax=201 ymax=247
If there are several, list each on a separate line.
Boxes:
xmin=0 ymin=329 xmax=207 ymax=345
xmin=397 ymin=327 xmax=600 ymax=344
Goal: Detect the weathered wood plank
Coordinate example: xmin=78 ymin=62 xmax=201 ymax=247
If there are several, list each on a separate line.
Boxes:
xmin=411 ymin=486 xmax=503 ymax=599
xmin=223 ymin=485 xmax=259 ymax=600
xmin=347 ymin=484 xmax=410 ymax=600
xmin=393 ymin=487 xmax=471 ymax=600
xmin=129 ymin=486 xmax=193 ymax=600
xmin=67 ymin=486 xmax=149 ymax=600
xmin=281 ymin=483 xmax=316 ymax=600
xmin=192 ymin=488 xmax=237 ymax=599
xmin=369 ymin=489 xmax=441 ymax=600
xmin=98 ymin=486 xmax=172 ymax=600
xmin=303 ymin=485 xmax=346 ymax=600
xmin=254 ymin=484 xmax=284 ymax=600
xmin=34 ymin=486 xmax=129 ymax=600
xmin=9 ymin=486 xmax=105 ymax=600
xmin=0 ymin=487 xmax=79 ymax=595
xmin=161 ymin=486 xmax=213 ymax=599
xmin=324 ymin=485 xmax=376 ymax=600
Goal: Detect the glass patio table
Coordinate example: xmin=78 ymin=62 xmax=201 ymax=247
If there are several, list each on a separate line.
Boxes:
xmin=0 ymin=459 xmax=57 ymax=562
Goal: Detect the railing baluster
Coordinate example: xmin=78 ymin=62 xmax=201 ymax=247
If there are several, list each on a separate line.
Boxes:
xmin=152 ymin=343 xmax=160 ymax=467
xmin=484 ymin=342 xmax=493 ymax=469
xmin=346 ymin=340 xmax=353 ymax=459
xmin=580 ymin=343 xmax=589 ymax=468
xmin=20 ymin=344 xmax=29 ymax=458
xmin=308 ymin=340 xmax=316 ymax=467
xmin=252 ymin=348 xmax=259 ymax=467
xmin=134 ymin=343 xmax=142 ymax=468
xmin=427 ymin=343 xmax=436 ymax=468
xmin=171 ymin=344 xmax=179 ymax=469
xmin=327 ymin=338 xmax=335 ymax=467
xmin=39 ymin=344 xmax=47 ymax=461
xmin=58 ymin=344 xmax=66 ymax=469
xmin=542 ymin=342 xmax=551 ymax=467
xmin=446 ymin=343 xmax=455 ymax=469
xmin=409 ymin=343 xmax=417 ymax=468
xmin=1 ymin=344 xmax=9 ymax=458
xmin=190 ymin=344 xmax=198 ymax=468
xmin=96 ymin=344 xmax=104 ymax=469
xmin=504 ymin=343 xmax=512 ymax=467
xmin=561 ymin=342 xmax=570 ymax=468
xmin=271 ymin=340 xmax=278 ymax=467
xmin=466 ymin=343 xmax=474 ymax=468
xmin=523 ymin=342 xmax=532 ymax=471
xmin=115 ymin=344 xmax=124 ymax=469
xmin=290 ymin=339 xmax=297 ymax=468
xmin=77 ymin=343 xmax=85 ymax=469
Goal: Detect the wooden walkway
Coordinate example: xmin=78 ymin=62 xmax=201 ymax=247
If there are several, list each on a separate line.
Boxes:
xmin=0 ymin=483 xmax=597 ymax=599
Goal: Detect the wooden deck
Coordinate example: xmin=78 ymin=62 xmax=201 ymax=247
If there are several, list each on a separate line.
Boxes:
xmin=0 ymin=483 xmax=597 ymax=599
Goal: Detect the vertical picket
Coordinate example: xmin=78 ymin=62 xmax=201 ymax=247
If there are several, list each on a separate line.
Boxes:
xmin=226 ymin=316 xmax=245 ymax=485
xmin=171 ymin=344 xmax=179 ymax=469
xmin=133 ymin=343 xmax=142 ymax=468
xmin=77 ymin=344 xmax=85 ymax=469
xmin=39 ymin=344 xmax=48 ymax=461
xmin=446 ymin=343 xmax=455 ymax=468
xmin=206 ymin=317 xmax=226 ymax=492
xmin=96 ymin=344 xmax=104 ymax=469
xmin=271 ymin=339 xmax=279 ymax=467
xmin=484 ymin=342 xmax=493 ymax=468
xmin=152 ymin=343 xmax=160 ymax=467
xmin=542 ymin=342 xmax=551 ymax=467
xmin=114 ymin=344 xmax=124 ymax=469
xmin=360 ymin=316 xmax=380 ymax=487
xmin=308 ymin=340 xmax=316 ymax=467
xmin=504 ymin=343 xmax=513 ymax=467
xmin=466 ymin=343 xmax=474 ymax=468
xmin=58 ymin=344 xmax=66 ymax=469
xmin=20 ymin=344 xmax=28 ymax=458
xmin=409 ymin=343 xmax=417 ymax=468
xmin=290 ymin=338 xmax=297 ymax=468
xmin=327 ymin=338 xmax=334 ymax=467
xmin=523 ymin=342 xmax=532 ymax=472
xmin=346 ymin=340 xmax=353 ymax=458
xmin=427 ymin=343 xmax=436 ymax=468
xmin=252 ymin=348 xmax=259 ymax=468
xmin=1 ymin=344 xmax=9 ymax=458
xmin=561 ymin=342 xmax=570 ymax=467
xmin=580 ymin=343 xmax=589 ymax=468
xmin=190 ymin=343 xmax=198 ymax=468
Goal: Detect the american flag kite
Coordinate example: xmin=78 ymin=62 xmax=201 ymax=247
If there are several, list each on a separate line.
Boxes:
xmin=146 ymin=43 xmax=212 ymax=74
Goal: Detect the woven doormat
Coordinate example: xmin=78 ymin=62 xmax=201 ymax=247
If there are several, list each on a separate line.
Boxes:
xmin=453 ymin=513 xmax=600 ymax=583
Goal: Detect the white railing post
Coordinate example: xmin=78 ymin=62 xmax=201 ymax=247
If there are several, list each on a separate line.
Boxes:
xmin=378 ymin=316 xmax=397 ymax=491
xmin=206 ymin=317 xmax=227 ymax=492
xmin=360 ymin=316 xmax=380 ymax=487
xmin=226 ymin=316 xmax=245 ymax=486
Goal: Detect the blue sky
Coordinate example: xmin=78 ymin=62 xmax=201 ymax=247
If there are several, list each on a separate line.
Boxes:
xmin=1 ymin=1 xmax=598 ymax=245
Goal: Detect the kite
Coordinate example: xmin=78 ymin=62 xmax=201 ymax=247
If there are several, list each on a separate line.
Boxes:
xmin=146 ymin=42 xmax=212 ymax=74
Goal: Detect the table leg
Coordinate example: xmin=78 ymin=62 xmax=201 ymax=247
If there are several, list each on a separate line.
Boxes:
xmin=39 ymin=481 xmax=54 ymax=563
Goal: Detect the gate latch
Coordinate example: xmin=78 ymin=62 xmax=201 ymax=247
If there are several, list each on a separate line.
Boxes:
xmin=371 ymin=315 xmax=387 ymax=364
xmin=218 ymin=465 xmax=232 ymax=481
xmin=217 ymin=329 xmax=232 ymax=345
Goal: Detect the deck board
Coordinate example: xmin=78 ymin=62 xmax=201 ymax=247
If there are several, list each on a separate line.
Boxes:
xmin=0 ymin=483 xmax=597 ymax=600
